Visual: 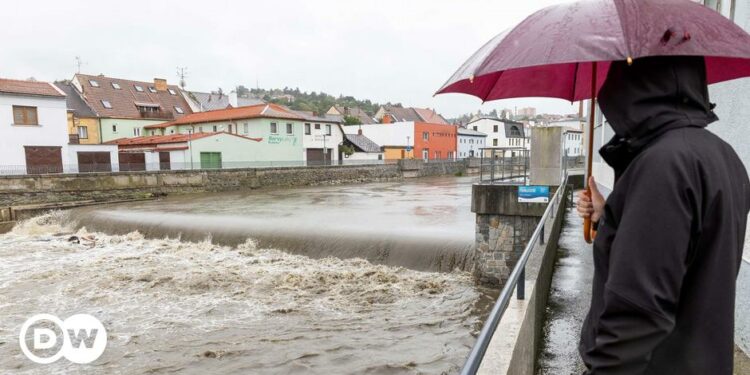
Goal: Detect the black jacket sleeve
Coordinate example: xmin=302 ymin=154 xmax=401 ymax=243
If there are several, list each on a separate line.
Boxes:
xmin=584 ymin=150 xmax=697 ymax=374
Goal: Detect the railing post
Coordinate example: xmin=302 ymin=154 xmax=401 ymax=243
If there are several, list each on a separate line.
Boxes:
xmin=517 ymin=267 xmax=525 ymax=300
xmin=540 ymin=224 xmax=545 ymax=245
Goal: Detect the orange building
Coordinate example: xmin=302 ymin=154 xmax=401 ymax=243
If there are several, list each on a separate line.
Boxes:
xmin=413 ymin=122 xmax=457 ymax=160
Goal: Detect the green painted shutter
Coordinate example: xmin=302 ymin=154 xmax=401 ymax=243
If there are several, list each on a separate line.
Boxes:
xmin=200 ymin=152 xmax=222 ymax=169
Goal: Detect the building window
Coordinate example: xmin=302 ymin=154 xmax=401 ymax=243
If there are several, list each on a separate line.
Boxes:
xmin=78 ymin=126 xmax=88 ymax=139
xmin=213 ymin=125 xmax=217 ymax=132
xmin=422 ymin=131 xmax=429 ymax=140
xmin=134 ymin=85 xmax=144 ymax=92
xmin=473 ymin=126 xmax=478 ymax=131
xmin=134 ymin=128 xmax=141 ymax=136
xmin=168 ymin=89 xmax=177 ymax=95
xmin=286 ymin=123 xmax=293 ymax=134
xmin=111 ymin=82 xmax=121 ymax=89
xmin=229 ymin=124 xmax=233 ymax=133
xmin=243 ymin=123 xmax=249 ymax=134
xmin=101 ymin=100 xmax=112 ymax=109
xmin=314 ymin=123 xmax=320 ymax=130
xmin=493 ymin=139 xmax=498 ymax=146
xmin=325 ymin=124 xmax=331 ymax=136
xmin=89 ymin=80 xmax=99 ymax=87
xmin=493 ymin=125 xmax=498 ymax=132
xmin=422 ymin=149 xmax=429 ymax=160
xmin=12 ymin=106 xmax=38 ymax=125
xmin=174 ymin=106 xmax=184 ymax=114
xmin=112 ymin=124 xmax=117 ymax=133
xmin=148 ymin=86 xmax=157 ymax=93
xmin=305 ymin=123 xmax=311 ymax=135
xmin=510 ymin=126 xmax=521 ymax=136
xmin=270 ymin=122 xmax=278 ymax=134
xmin=199 ymin=126 xmax=203 ymax=133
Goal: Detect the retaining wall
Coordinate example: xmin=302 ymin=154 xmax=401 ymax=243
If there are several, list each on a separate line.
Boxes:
xmin=0 ymin=161 xmax=467 ymax=206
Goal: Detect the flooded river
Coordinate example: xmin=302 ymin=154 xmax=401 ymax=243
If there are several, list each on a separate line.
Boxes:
xmin=0 ymin=176 xmax=489 ymax=374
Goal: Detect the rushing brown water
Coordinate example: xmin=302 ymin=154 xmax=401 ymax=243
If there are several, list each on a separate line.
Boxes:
xmin=0 ymin=177 xmax=487 ymax=374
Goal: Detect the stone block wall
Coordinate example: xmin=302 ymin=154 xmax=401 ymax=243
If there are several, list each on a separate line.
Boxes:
xmin=475 ymin=214 xmax=539 ymax=286
xmin=0 ymin=161 xmax=465 ymax=206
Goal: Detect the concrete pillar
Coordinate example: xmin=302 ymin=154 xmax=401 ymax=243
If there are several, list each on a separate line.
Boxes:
xmin=530 ymin=127 xmax=563 ymax=186
xmin=398 ymin=159 xmax=423 ymax=178
xmin=471 ymin=184 xmax=549 ymax=286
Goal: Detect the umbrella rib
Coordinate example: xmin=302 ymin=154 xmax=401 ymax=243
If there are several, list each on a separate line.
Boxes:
xmin=571 ymin=62 xmax=580 ymax=102
xmin=481 ymin=70 xmax=505 ymax=103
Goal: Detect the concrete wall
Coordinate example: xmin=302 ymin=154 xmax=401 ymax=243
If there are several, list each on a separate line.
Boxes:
xmin=0 ymin=160 xmax=468 ymax=206
xmin=530 ymin=127 xmax=563 ymax=186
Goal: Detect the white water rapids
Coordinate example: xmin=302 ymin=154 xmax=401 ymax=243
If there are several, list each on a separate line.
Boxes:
xmin=0 ymin=212 xmax=483 ymax=374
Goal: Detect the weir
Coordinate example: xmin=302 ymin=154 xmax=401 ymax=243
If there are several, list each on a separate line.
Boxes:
xmin=66 ymin=176 xmax=476 ymax=273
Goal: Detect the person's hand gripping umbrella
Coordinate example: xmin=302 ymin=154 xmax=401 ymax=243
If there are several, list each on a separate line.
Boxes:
xmin=435 ymin=0 xmax=750 ymax=243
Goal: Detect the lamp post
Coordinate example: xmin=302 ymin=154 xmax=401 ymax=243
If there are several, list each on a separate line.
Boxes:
xmin=406 ymin=136 xmax=411 ymax=159
xmin=188 ymin=127 xmax=194 ymax=170
xmin=322 ymin=133 xmax=328 ymax=165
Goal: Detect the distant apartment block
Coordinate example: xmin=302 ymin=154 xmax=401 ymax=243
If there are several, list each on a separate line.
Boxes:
xmin=374 ymin=105 xmax=449 ymax=125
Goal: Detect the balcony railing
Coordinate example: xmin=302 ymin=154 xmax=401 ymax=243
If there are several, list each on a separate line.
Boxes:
xmin=138 ymin=109 xmax=174 ymax=120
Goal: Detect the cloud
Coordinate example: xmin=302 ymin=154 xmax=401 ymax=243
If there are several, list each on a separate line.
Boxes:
xmin=1 ymin=0 xmax=578 ymax=117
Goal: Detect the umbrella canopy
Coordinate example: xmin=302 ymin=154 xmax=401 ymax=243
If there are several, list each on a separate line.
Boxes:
xmin=436 ymin=0 xmax=750 ymax=102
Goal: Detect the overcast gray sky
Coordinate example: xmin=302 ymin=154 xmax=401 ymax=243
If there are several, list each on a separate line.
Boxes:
xmin=0 ymin=0 xmax=580 ymax=118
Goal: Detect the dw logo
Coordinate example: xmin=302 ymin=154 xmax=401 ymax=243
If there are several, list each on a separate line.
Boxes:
xmin=19 ymin=313 xmax=107 ymax=364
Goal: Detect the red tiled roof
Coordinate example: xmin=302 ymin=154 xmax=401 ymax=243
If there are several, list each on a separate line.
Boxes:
xmin=0 ymin=78 xmax=65 ymax=98
xmin=74 ymin=73 xmax=193 ymax=120
xmin=144 ymin=103 xmax=304 ymax=129
xmin=105 ymin=132 xmax=263 ymax=146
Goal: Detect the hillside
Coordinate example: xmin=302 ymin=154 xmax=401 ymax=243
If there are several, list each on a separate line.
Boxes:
xmin=237 ymin=86 xmax=402 ymax=117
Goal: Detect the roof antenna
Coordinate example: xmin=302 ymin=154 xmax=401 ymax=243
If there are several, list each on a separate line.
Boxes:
xmin=75 ymin=56 xmax=86 ymax=74
xmin=176 ymin=67 xmax=188 ymax=89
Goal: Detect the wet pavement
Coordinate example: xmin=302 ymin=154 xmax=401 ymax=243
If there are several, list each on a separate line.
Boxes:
xmin=536 ymin=198 xmax=590 ymax=374
xmin=538 ymin=195 xmax=750 ymax=374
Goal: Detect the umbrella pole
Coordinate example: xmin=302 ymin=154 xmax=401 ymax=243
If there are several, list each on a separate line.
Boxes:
xmin=584 ymin=61 xmax=598 ymax=244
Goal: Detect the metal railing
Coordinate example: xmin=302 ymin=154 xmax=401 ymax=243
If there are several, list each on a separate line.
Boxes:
xmin=460 ymin=173 xmax=569 ymax=375
xmin=479 ymin=147 xmax=529 ymax=184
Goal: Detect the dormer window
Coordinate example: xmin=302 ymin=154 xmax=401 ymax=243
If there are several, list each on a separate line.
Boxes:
xmin=89 ymin=80 xmax=99 ymax=87
xmin=168 ymin=89 xmax=177 ymax=95
xmin=111 ymin=82 xmax=121 ymax=89
xmin=101 ymin=100 xmax=112 ymax=109
xmin=148 ymin=87 xmax=157 ymax=93
xmin=174 ymin=106 xmax=184 ymax=114
xmin=134 ymin=85 xmax=144 ymax=92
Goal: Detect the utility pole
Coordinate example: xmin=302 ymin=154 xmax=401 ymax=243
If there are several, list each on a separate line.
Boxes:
xmin=176 ymin=67 xmax=188 ymax=89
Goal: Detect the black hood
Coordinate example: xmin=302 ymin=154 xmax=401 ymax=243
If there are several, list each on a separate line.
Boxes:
xmin=597 ymin=56 xmax=718 ymax=173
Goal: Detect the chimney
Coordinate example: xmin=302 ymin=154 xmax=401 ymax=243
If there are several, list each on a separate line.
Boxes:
xmin=154 ymin=78 xmax=168 ymax=91
xmin=229 ymin=91 xmax=238 ymax=108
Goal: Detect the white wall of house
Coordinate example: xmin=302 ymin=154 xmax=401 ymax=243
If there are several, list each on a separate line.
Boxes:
xmin=0 ymin=93 xmax=69 ymax=170
xmin=301 ymin=122 xmax=344 ymax=162
xmin=467 ymin=118 xmax=528 ymax=150
xmin=343 ymin=122 xmax=415 ymax=148
xmin=457 ymin=133 xmax=486 ymax=158
xmin=564 ymin=131 xmax=584 ymax=157
xmin=68 ymin=144 xmax=120 ymax=171
xmin=345 ymin=151 xmax=384 ymax=161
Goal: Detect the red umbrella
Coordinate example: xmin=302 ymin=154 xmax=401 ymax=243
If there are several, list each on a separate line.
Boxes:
xmin=436 ymin=0 xmax=750 ymax=243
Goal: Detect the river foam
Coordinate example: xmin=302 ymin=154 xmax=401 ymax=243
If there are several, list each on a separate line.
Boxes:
xmin=0 ymin=213 xmax=481 ymax=374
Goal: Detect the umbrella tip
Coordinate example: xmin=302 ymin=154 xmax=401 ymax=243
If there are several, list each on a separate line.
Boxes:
xmin=469 ymin=74 xmax=475 ymax=83
xmin=627 ymin=56 xmax=633 ymax=66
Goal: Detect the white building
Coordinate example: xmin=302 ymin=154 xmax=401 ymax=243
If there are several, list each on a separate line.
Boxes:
xmin=457 ymin=127 xmax=487 ymax=158
xmin=466 ymin=116 xmax=529 ymax=150
xmin=108 ymin=132 xmax=269 ymax=170
xmin=294 ymin=111 xmax=345 ymax=165
xmin=564 ymin=130 xmax=584 ymax=157
xmin=0 ymin=78 xmax=70 ymax=174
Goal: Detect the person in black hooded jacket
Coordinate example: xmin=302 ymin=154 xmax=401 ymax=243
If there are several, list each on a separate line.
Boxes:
xmin=576 ymin=55 xmax=750 ymax=374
